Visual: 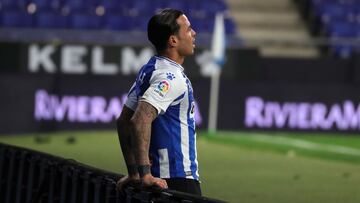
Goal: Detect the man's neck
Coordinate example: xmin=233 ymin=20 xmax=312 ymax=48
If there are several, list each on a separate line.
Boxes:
xmin=159 ymin=51 xmax=184 ymax=65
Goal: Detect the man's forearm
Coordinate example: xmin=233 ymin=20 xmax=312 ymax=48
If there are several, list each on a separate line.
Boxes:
xmin=118 ymin=125 xmax=138 ymax=175
xmin=117 ymin=106 xmax=138 ymax=176
xmin=130 ymin=101 xmax=158 ymax=175
xmin=131 ymin=122 xmax=152 ymax=166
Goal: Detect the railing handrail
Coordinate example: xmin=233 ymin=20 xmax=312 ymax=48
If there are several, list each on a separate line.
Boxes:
xmin=0 ymin=143 xmax=226 ymax=203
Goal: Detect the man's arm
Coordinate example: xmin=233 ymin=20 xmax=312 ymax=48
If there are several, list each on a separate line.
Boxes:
xmin=130 ymin=101 xmax=167 ymax=188
xmin=116 ymin=106 xmax=137 ymax=176
xmin=116 ymin=106 xmax=141 ymax=191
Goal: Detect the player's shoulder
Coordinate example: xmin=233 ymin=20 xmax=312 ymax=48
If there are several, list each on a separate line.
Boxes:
xmin=152 ymin=60 xmax=184 ymax=81
xmin=149 ymin=69 xmax=186 ymax=99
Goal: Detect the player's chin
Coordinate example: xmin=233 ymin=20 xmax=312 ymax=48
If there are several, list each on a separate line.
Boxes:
xmin=188 ymin=49 xmax=195 ymax=55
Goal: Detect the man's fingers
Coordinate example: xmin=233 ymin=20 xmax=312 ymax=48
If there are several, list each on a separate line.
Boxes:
xmin=154 ymin=178 xmax=168 ymax=189
xmin=116 ymin=177 xmax=128 ymax=191
xmin=117 ymin=176 xmax=140 ymax=192
xmin=140 ymin=175 xmax=168 ymax=189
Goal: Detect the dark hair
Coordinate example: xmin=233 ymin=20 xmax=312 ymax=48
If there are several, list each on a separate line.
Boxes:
xmin=147 ymin=9 xmax=184 ymax=53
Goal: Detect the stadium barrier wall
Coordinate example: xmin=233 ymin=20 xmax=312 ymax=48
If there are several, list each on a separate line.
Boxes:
xmin=0 ymin=143 xmax=225 ymax=203
xmin=2 ymin=74 xmax=360 ymax=133
xmin=1 ymin=42 xmax=360 ymax=133
xmin=1 ymin=42 xmax=358 ymax=81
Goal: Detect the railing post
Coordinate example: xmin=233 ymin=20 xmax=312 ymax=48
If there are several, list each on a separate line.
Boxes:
xmin=93 ymin=176 xmax=102 ymax=203
xmin=25 ymin=155 xmax=37 ymax=203
xmin=31 ymin=159 xmax=49 ymax=203
xmin=81 ymin=171 xmax=92 ymax=203
xmin=104 ymin=177 xmax=116 ymax=203
xmin=47 ymin=160 xmax=57 ymax=203
xmin=59 ymin=165 xmax=69 ymax=203
xmin=5 ymin=149 xmax=16 ymax=203
xmin=0 ymin=146 xmax=7 ymax=203
xmin=15 ymin=151 xmax=27 ymax=203
xmin=70 ymin=167 xmax=79 ymax=203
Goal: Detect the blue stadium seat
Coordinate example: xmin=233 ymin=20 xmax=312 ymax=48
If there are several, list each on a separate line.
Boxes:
xmin=163 ymin=1 xmax=186 ymax=11
xmin=190 ymin=17 xmax=210 ymax=33
xmin=69 ymin=12 xmax=102 ymax=29
xmin=98 ymin=0 xmax=123 ymax=14
xmin=204 ymin=0 xmax=227 ymax=14
xmin=1 ymin=9 xmax=33 ymax=27
xmin=225 ymin=18 xmax=236 ymax=35
xmin=62 ymin=0 xmax=98 ymax=13
xmin=318 ymin=4 xmax=350 ymax=24
xmin=0 ymin=0 xmax=237 ymax=33
xmin=328 ymin=21 xmax=357 ymax=58
xmin=310 ymin=0 xmax=360 ymax=57
xmin=0 ymin=0 xmax=27 ymax=9
xmin=29 ymin=0 xmax=61 ymax=10
xmin=328 ymin=21 xmax=356 ymax=38
xmin=103 ymin=14 xmax=128 ymax=30
xmin=331 ymin=44 xmax=353 ymax=58
xmin=35 ymin=11 xmax=68 ymax=28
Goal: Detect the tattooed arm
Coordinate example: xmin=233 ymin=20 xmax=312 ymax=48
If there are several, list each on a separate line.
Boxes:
xmin=130 ymin=101 xmax=168 ymax=188
xmin=117 ymin=106 xmax=137 ymax=175
xmin=116 ymin=106 xmax=139 ymax=191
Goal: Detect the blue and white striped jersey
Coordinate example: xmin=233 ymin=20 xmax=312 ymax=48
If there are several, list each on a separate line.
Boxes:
xmin=125 ymin=55 xmax=199 ymax=180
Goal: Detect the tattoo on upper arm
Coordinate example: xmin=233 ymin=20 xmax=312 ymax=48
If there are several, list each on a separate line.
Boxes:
xmin=118 ymin=106 xmax=134 ymax=124
xmin=133 ymin=101 xmax=157 ymax=123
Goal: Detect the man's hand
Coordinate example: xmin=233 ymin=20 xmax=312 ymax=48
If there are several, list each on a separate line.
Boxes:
xmin=141 ymin=174 xmax=168 ymax=189
xmin=116 ymin=175 xmax=140 ymax=192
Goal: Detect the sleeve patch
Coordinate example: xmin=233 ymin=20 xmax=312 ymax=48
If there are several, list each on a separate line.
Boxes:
xmin=153 ymin=80 xmax=170 ymax=98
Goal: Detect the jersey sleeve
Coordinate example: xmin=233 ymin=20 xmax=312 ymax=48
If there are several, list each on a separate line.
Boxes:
xmin=124 ymin=82 xmax=138 ymax=111
xmin=140 ymin=72 xmax=186 ymax=115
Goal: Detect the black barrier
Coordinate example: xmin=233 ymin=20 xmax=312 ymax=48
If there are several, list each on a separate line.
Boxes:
xmin=4 ymin=74 xmax=360 ymax=133
xmin=0 ymin=74 xmax=209 ymax=134
xmin=0 ymin=143 xmax=225 ymax=203
xmin=2 ymin=41 xmax=360 ymax=133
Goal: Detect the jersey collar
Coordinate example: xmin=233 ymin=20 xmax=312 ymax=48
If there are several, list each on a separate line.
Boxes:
xmin=155 ymin=55 xmax=184 ymax=71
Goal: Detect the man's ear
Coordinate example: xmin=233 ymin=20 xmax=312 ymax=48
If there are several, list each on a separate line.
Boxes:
xmin=168 ymin=35 xmax=178 ymax=47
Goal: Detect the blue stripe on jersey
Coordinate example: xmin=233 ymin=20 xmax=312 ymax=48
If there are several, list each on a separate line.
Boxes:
xmin=166 ymin=104 xmax=185 ymax=178
xmin=186 ymin=79 xmax=198 ymax=180
xmin=150 ymin=103 xmax=185 ymax=178
xmin=174 ymin=92 xmax=185 ymax=102
xmin=133 ymin=57 xmax=157 ymax=98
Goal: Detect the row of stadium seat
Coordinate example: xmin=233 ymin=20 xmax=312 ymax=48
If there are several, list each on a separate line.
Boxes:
xmin=0 ymin=0 xmax=236 ymax=34
xmin=310 ymin=0 xmax=360 ymax=58
xmin=0 ymin=0 xmax=228 ymax=14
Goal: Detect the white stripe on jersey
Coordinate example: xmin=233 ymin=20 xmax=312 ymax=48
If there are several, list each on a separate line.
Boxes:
xmin=180 ymin=90 xmax=191 ymax=176
xmin=194 ymin=133 xmax=200 ymax=178
xmin=158 ymin=148 xmax=170 ymax=178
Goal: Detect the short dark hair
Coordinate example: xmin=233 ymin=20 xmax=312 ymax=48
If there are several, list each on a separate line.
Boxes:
xmin=147 ymin=9 xmax=184 ymax=53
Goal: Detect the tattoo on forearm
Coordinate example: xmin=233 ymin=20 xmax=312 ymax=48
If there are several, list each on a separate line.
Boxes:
xmin=131 ymin=102 xmax=157 ymax=166
xmin=117 ymin=106 xmax=137 ymax=174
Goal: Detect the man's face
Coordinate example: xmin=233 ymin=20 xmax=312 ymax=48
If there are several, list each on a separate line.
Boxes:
xmin=175 ymin=14 xmax=196 ymax=56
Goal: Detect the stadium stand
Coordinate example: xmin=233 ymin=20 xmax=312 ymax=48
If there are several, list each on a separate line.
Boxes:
xmin=296 ymin=0 xmax=360 ymax=58
xmin=0 ymin=0 xmax=237 ymax=34
xmin=0 ymin=0 xmax=358 ymax=58
xmin=226 ymin=0 xmax=320 ymax=58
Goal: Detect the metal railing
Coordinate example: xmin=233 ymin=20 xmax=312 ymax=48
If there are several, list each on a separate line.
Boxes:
xmin=0 ymin=143 xmax=225 ymax=203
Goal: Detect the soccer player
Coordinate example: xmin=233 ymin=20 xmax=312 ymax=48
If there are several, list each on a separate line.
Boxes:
xmin=116 ymin=9 xmax=201 ymax=195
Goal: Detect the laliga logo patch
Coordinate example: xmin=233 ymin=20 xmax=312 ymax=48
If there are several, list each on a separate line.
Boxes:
xmin=154 ymin=80 xmax=170 ymax=97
